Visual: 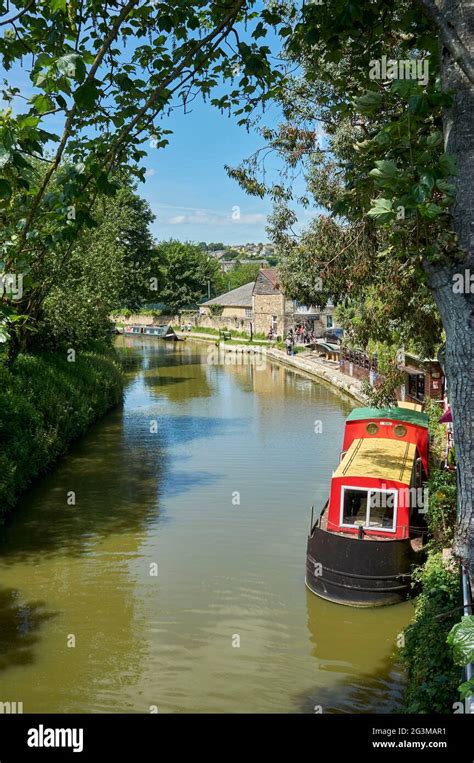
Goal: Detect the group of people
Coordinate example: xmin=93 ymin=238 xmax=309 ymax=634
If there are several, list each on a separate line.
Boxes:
xmin=180 ymin=322 xmax=192 ymax=333
xmin=285 ymin=325 xmax=316 ymax=355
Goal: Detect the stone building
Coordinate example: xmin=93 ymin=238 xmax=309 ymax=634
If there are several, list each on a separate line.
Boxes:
xmin=199 ymin=268 xmax=337 ymax=338
xmin=252 ymin=269 xmax=290 ymax=337
xmin=252 ymin=268 xmax=336 ymax=338
xmin=199 ymin=281 xmax=254 ymax=331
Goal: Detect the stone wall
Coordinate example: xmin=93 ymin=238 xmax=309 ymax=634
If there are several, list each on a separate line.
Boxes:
xmin=252 ymin=293 xmax=288 ymax=337
xmin=195 ymin=313 xmax=251 ymax=333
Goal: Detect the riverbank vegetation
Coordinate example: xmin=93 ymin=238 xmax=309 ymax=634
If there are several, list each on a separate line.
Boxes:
xmin=0 ymin=347 xmax=123 ymax=518
xmin=399 ymin=399 xmax=461 ymax=712
xmin=401 ymin=552 xmax=461 ymax=713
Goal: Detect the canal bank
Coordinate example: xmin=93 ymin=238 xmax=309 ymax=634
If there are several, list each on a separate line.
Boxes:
xmin=0 ymin=347 xmax=123 ymax=518
xmin=0 ymin=337 xmax=413 ymax=713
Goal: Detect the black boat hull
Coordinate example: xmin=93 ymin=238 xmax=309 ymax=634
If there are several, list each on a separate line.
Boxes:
xmin=306 ymin=526 xmax=422 ymax=607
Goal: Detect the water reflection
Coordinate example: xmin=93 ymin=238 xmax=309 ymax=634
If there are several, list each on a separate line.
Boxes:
xmin=300 ymin=590 xmax=413 ymax=713
xmin=0 ymin=337 xmax=412 ymax=712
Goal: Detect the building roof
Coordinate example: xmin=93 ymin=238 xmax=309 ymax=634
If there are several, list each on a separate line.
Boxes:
xmin=260 ymin=268 xmax=280 ymax=287
xmin=347 ymin=406 xmax=429 ymax=429
xmin=253 ymin=268 xmax=281 ymax=296
xmin=201 ymin=281 xmax=254 ymax=308
xmin=334 ymin=438 xmax=416 ymax=485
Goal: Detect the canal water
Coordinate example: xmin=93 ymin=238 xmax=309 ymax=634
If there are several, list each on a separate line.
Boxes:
xmin=0 ymin=338 xmax=414 ymax=713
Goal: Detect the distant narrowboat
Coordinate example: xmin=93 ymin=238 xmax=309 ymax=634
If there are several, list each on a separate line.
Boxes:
xmin=306 ymin=405 xmax=429 ymax=607
xmin=123 ymin=324 xmax=179 ymax=340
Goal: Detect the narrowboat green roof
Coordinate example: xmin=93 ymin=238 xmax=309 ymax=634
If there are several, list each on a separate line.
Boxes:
xmin=347 ymin=406 xmax=429 ymax=428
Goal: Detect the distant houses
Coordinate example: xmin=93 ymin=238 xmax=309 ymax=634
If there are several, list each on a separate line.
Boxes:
xmin=207 ymin=243 xmax=277 ymax=272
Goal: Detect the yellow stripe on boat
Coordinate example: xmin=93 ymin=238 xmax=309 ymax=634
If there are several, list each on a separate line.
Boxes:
xmin=397 ymin=401 xmax=424 ymax=412
xmin=334 ymin=438 xmax=416 ymax=485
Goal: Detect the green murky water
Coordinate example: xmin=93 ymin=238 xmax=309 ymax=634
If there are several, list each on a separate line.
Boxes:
xmin=0 ymin=338 xmax=414 ymax=713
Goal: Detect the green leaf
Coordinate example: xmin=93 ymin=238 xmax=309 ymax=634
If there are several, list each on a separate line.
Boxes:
xmin=427 ymin=131 xmax=443 ymax=148
xmin=49 ymin=0 xmax=67 ymax=12
xmin=447 ymin=616 xmax=474 ymax=665
xmin=31 ymin=94 xmax=54 ymax=114
xmin=18 ymin=115 xmax=41 ymax=128
xmin=439 ymin=154 xmax=456 ymax=176
xmin=458 ymin=677 xmax=474 ymax=700
xmin=0 ymin=178 xmax=12 ymax=199
xmin=353 ymin=91 xmax=384 ymax=113
xmin=367 ymin=198 xmax=394 ymax=221
xmin=419 ymin=202 xmax=444 ymax=219
xmin=0 ymin=146 xmax=11 ymax=168
xmin=436 ymin=178 xmax=456 ymax=195
xmin=56 ymin=54 xmax=86 ymax=82
xmin=369 ymin=160 xmax=400 ymax=183
xmin=73 ymin=81 xmax=99 ymax=110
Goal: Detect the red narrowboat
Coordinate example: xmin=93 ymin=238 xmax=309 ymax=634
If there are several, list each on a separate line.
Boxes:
xmin=306 ymin=405 xmax=429 ymax=607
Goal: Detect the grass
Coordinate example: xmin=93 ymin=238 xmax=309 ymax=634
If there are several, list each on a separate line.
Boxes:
xmin=0 ymin=347 xmax=123 ymax=517
xmin=173 ymin=325 xmax=270 ymax=344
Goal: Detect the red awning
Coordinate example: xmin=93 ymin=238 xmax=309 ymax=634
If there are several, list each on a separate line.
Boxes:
xmin=438 ymin=407 xmax=452 ymax=423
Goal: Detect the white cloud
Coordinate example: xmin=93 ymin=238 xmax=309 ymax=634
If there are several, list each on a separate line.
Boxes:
xmin=162 ymin=206 xmax=266 ymax=226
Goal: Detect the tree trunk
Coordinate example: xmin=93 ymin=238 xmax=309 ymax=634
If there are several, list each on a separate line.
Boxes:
xmin=424 ymin=263 xmax=472 ymax=577
xmin=435 ymin=0 xmax=474 ymax=576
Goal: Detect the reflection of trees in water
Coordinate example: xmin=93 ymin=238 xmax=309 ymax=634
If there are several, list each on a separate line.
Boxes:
xmin=226 ymin=356 xmax=354 ymax=412
xmin=0 ymin=587 xmax=57 ymax=672
xmin=122 ymin=341 xmax=214 ymax=402
xmin=297 ymin=590 xmax=407 ymax=713
xmin=0 ymin=408 xmax=166 ymax=562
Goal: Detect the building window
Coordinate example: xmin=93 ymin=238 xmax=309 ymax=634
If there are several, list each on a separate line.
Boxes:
xmin=326 ymin=315 xmax=333 ymax=328
xmin=340 ymin=487 xmax=397 ymax=532
xmin=245 ymin=308 xmax=252 ymax=318
xmin=272 ymin=315 xmax=278 ymax=331
xmin=408 ymin=373 xmax=425 ymax=401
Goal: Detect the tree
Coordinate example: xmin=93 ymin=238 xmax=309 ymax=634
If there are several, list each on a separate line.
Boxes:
xmin=0 ymin=0 xmax=286 ymax=351
xmin=229 ymin=0 xmax=473 ymax=576
xmin=157 ymin=240 xmax=223 ymax=314
xmin=226 ymin=261 xmax=260 ymax=290
xmin=36 ymin=179 xmax=156 ymax=349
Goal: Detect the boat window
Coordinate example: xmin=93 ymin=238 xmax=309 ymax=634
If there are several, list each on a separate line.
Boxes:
xmin=341 ymin=487 xmax=397 ymax=532
xmin=394 ymin=424 xmax=407 ymax=437
xmin=342 ymin=489 xmax=368 ymax=526
xmin=366 ymin=422 xmax=379 ymax=435
xmin=368 ymin=491 xmax=397 ymax=530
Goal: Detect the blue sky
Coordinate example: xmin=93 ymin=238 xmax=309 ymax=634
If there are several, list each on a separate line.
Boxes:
xmin=138 ymin=93 xmax=314 ymax=245
xmin=1 ymin=3 xmax=316 ymax=247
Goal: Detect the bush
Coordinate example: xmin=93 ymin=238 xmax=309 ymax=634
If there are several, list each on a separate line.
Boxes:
xmin=0 ymin=347 xmax=123 ymax=517
xmin=401 ymin=552 xmax=461 ymax=713
xmin=427 ymin=467 xmax=457 ymax=547
xmin=424 ymin=397 xmax=446 ymax=467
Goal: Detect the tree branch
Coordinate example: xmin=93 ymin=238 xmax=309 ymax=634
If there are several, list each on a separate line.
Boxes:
xmin=0 ymin=0 xmax=35 ymax=27
xmin=16 ymin=0 xmax=140 ymax=252
xmin=416 ymin=0 xmax=474 ymax=84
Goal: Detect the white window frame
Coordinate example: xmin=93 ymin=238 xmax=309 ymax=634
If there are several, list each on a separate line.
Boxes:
xmin=339 ymin=486 xmax=398 ymax=533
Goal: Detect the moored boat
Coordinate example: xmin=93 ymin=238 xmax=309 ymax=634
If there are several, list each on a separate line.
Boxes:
xmin=123 ymin=324 xmax=179 ymax=340
xmin=306 ymin=406 xmax=429 ymax=607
